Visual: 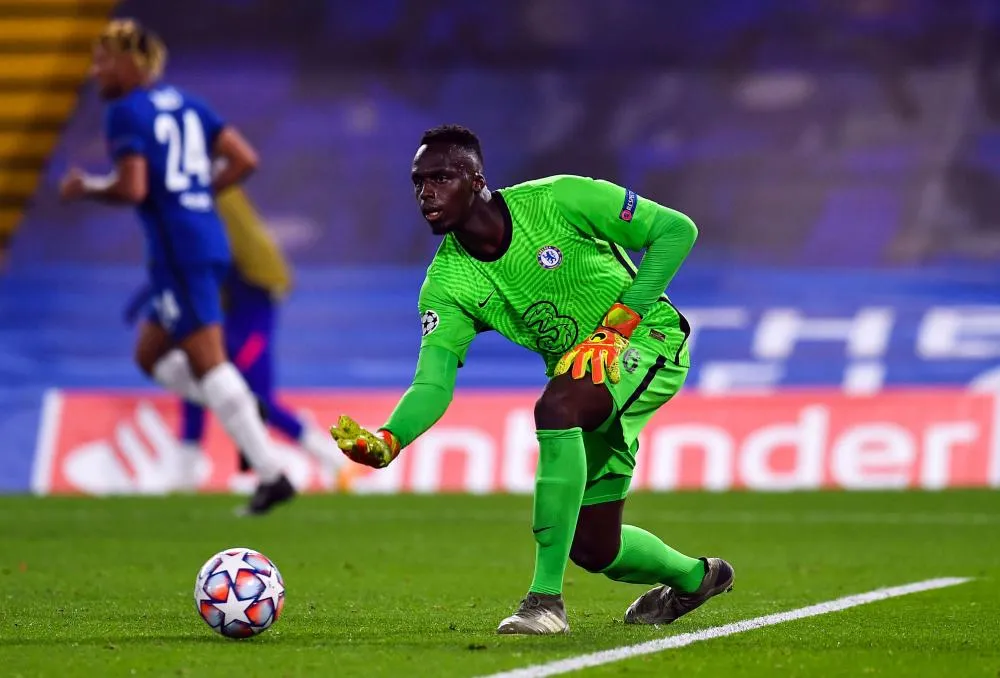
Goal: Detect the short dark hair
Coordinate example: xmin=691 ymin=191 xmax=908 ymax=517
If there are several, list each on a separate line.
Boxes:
xmin=420 ymin=124 xmax=483 ymax=165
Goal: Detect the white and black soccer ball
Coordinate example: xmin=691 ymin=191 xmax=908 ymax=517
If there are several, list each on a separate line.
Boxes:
xmin=194 ymin=547 xmax=285 ymax=638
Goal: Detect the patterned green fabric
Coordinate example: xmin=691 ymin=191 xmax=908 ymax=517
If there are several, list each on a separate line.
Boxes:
xmin=417 ymin=175 xmax=692 ymax=376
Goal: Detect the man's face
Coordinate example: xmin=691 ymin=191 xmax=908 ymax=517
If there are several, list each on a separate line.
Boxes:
xmin=91 ymin=44 xmax=133 ymax=100
xmin=411 ymin=144 xmax=481 ymax=235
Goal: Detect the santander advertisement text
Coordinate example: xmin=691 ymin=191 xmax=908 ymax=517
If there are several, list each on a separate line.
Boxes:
xmin=32 ymin=389 xmax=1000 ymax=495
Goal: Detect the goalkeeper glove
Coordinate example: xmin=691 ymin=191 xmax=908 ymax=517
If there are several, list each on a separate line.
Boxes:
xmin=329 ymin=415 xmax=401 ymax=469
xmin=554 ymin=303 xmax=642 ymax=385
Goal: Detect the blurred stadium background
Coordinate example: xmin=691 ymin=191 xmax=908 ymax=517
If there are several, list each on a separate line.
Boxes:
xmin=1 ymin=0 xmax=1000 ymax=497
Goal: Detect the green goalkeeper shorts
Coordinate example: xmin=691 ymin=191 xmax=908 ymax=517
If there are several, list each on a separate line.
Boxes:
xmin=581 ymin=324 xmax=690 ymax=506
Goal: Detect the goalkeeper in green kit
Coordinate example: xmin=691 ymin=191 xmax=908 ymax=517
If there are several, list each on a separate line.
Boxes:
xmin=330 ymin=125 xmax=734 ymax=634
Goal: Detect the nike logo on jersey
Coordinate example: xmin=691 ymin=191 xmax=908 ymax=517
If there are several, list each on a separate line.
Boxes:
xmin=478 ymin=290 xmax=495 ymax=308
xmin=532 ymin=526 xmax=553 ymax=535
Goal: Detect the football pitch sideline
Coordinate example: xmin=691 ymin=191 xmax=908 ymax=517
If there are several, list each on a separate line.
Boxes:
xmin=0 ymin=491 xmax=997 ymax=677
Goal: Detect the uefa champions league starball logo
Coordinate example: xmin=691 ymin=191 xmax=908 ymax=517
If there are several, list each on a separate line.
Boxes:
xmin=537 ymin=246 xmax=563 ymax=269
xmin=420 ymin=310 xmax=440 ymax=336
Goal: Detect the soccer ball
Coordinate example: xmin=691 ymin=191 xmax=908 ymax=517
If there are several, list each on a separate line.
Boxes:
xmin=194 ymin=547 xmax=285 ymax=638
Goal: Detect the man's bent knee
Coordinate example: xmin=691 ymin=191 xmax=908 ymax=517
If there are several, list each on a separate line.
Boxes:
xmin=135 ymin=325 xmax=170 ymax=376
xmin=571 ymin=499 xmax=625 ymax=572
xmin=135 ymin=348 xmax=157 ymax=376
xmin=569 ymin=539 xmax=620 ymax=573
xmin=180 ymin=324 xmax=227 ymax=379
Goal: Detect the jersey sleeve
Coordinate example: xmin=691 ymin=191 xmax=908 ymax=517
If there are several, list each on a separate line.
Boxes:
xmin=103 ymin=101 xmax=146 ymax=160
xmin=380 ymin=344 xmax=458 ymax=449
xmin=550 ymin=175 xmax=698 ymax=316
xmin=550 ymin=175 xmax=693 ymax=251
xmin=418 ymin=275 xmax=477 ymax=365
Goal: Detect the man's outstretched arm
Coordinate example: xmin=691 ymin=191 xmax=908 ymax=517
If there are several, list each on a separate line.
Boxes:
xmin=330 ymin=279 xmax=474 ymax=468
xmin=329 ymin=345 xmax=459 ymax=468
xmin=381 ymin=344 xmax=459 ymax=446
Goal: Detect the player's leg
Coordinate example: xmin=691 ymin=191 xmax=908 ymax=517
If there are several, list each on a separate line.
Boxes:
xmin=181 ymin=322 xmax=294 ymax=513
xmin=181 ymin=400 xmax=207 ymax=444
xmin=572 ymin=482 xmax=718 ymax=580
xmin=578 ymin=334 xmax=733 ymax=625
xmin=570 ymin=491 xmax=732 ymax=625
xmin=165 ymin=263 xmax=293 ymax=514
xmin=223 ymin=295 xmax=264 ymax=474
xmin=173 ymin=400 xmax=208 ymax=492
xmin=227 ymin=295 xmax=342 ymax=470
xmin=135 ymin=319 xmax=205 ymax=404
xmin=261 ymin=395 xmax=345 ymax=472
xmin=496 ymin=373 xmax=611 ymax=635
xmin=570 ymin=441 xmax=705 ymax=592
xmin=135 ymin=315 xmax=211 ymax=492
xmin=128 ymin=284 xmax=210 ymax=491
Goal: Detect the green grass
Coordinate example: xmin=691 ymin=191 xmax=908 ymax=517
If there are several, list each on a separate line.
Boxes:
xmin=0 ymin=491 xmax=998 ymax=677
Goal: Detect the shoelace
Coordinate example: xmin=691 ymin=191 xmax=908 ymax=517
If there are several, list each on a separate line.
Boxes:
xmin=521 ymin=595 xmax=542 ymax=610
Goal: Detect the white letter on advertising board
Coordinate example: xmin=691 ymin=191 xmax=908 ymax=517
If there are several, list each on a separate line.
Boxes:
xmin=647 ymin=426 xmax=734 ymax=491
xmin=918 ymin=307 xmax=1000 ymax=359
xmin=921 ymin=422 xmax=978 ymax=490
xmin=831 ymin=423 xmax=914 ymax=489
xmin=754 ymin=308 xmax=893 ymax=359
xmin=411 ymin=428 xmax=495 ymax=494
xmin=740 ymin=405 xmax=828 ymax=490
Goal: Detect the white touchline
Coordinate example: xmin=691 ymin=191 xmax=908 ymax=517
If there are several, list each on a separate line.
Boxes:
xmin=479 ymin=577 xmax=971 ymax=678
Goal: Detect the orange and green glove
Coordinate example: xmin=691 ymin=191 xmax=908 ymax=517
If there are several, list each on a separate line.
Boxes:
xmin=554 ymin=303 xmax=642 ymax=385
xmin=329 ymin=415 xmax=401 ymax=468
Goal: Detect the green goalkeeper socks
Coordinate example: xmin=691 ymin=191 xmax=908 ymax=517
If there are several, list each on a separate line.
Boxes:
xmin=528 ymin=428 xmax=587 ymax=596
xmin=526 ymin=428 xmax=704 ymax=597
xmin=601 ymin=525 xmax=706 ymax=593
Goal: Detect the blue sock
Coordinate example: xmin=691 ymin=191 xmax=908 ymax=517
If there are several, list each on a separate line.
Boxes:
xmin=181 ymin=401 xmax=206 ymax=443
xmin=262 ymin=398 xmax=304 ymax=441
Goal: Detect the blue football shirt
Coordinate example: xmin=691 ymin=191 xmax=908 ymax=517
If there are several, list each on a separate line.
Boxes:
xmin=104 ymin=85 xmax=232 ymax=266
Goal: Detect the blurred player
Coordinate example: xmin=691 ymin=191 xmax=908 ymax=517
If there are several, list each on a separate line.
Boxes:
xmin=58 ymin=19 xmax=297 ymax=514
xmin=123 ymin=186 xmax=344 ymax=492
xmin=330 ymin=125 xmax=733 ymax=634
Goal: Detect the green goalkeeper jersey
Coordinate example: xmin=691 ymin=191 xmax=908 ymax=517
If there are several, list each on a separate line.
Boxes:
xmin=417 ymin=175 xmax=694 ymax=375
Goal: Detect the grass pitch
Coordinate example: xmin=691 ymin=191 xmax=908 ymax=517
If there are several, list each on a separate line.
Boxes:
xmin=0 ymin=491 xmax=997 ymax=677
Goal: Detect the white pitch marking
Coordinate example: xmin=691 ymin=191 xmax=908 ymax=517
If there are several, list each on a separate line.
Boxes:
xmin=480 ymin=577 xmax=971 ymax=678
